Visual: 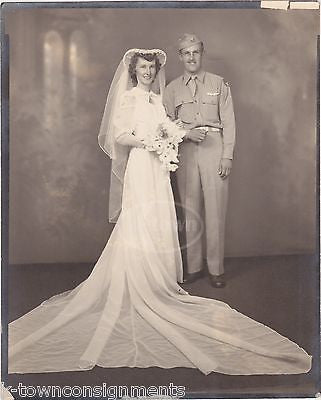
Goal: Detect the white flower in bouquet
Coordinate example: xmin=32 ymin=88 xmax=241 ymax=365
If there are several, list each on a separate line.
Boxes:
xmin=143 ymin=121 xmax=185 ymax=172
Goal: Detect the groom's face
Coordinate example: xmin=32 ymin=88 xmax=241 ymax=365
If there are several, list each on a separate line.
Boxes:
xmin=179 ymin=43 xmax=203 ymax=74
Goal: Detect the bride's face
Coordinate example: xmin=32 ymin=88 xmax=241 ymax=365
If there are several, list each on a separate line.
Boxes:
xmin=135 ymin=57 xmax=157 ymax=87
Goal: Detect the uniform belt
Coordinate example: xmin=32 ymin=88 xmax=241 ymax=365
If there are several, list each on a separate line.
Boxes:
xmin=195 ymin=126 xmax=222 ymax=133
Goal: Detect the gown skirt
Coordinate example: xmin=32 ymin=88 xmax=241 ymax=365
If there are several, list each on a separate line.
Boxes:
xmin=8 ymin=148 xmax=312 ymax=375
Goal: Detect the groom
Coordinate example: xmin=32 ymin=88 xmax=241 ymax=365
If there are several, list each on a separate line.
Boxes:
xmin=163 ymin=34 xmax=236 ymax=288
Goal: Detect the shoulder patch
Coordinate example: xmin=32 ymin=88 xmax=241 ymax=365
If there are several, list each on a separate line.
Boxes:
xmin=223 ymin=79 xmax=231 ymax=87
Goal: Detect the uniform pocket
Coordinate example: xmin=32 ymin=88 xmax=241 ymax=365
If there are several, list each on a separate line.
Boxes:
xmin=201 ymin=93 xmax=219 ymax=122
xmin=175 ymin=97 xmax=194 ymax=123
xmin=202 ymin=93 xmax=219 ymax=105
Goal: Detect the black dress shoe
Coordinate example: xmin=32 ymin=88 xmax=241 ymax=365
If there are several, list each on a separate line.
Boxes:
xmin=209 ymin=274 xmax=226 ymax=288
xmin=183 ymin=270 xmax=203 ymax=284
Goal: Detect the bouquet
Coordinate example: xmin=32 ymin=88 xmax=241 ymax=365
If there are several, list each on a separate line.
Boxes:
xmin=143 ymin=120 xmax=186 ymax=172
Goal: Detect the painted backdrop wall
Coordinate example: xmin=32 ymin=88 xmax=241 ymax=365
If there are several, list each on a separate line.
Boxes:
xmin=5 ymin=7 xmax=318 ymax=264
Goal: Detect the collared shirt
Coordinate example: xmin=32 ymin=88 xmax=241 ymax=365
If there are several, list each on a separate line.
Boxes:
xmin=163 ymin=70 xmax=236 ymax=159
xmin=183 ymin=70 xmax=206 ymax=88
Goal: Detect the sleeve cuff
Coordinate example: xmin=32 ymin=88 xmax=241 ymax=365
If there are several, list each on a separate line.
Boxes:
xmin=222 ymin=147 xmax=234 ymax=160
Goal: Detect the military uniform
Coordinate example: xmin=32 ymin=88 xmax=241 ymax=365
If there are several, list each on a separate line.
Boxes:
xmin=163 ymin=67 xmax=236 ymax=277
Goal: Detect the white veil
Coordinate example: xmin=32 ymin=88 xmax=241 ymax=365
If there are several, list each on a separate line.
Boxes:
xmin=98 ymin=49 xmax=167 ymax=222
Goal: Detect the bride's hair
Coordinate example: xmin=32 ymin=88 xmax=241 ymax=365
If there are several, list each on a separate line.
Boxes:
xmin=128 ymin=52 xmax=161 ymax=86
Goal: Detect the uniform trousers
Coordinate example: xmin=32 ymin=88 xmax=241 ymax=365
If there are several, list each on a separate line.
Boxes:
xmin=174 ymin=132 xmax=229 ymax=276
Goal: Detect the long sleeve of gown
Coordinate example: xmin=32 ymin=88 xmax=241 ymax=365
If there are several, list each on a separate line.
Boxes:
xmin=114 ymin=92 xmax=135 ymax=130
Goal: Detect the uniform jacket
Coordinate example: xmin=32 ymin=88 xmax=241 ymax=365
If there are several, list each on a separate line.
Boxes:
xmin=163 ymin=70 xmax=236 ymax=159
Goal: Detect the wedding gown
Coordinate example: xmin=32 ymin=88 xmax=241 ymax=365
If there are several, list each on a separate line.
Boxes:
xmin=8 ymin=86 xmax=312 ymax=375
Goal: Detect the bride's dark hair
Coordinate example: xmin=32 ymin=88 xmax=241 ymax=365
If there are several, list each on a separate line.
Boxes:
xmin=128 ymin=53 xmax=161 ymax=86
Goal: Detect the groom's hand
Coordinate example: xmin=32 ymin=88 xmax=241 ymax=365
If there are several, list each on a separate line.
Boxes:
xmin=186 ymin=128 xmax=207 ymax=143
xmin=218 ymin=158 xmax=232 ymax=179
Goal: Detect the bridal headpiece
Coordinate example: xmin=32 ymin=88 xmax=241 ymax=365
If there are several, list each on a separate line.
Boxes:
xmin=122 ymin=48 xmax=167 ymax=68
xmin=98 ymin=48 xmax=167 ymax=222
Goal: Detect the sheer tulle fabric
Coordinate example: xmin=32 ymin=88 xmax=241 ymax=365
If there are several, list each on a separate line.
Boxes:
xmin=98 ymin=61 xmax=133 ymax=223
xmin=97 ymin=51 xmax=166 ymax=223
xmin=8 ymin=89 xmax=312 ymax=375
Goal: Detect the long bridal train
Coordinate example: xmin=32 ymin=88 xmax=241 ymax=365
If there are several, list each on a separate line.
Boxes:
xmin=9 ymin=139 xmax=312 ymax=375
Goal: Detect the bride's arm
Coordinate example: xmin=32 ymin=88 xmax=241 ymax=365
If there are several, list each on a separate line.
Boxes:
xmin=116 ymin=132 xmax=145 ymax=148
xmin=113 ymin=93 xmax=145 ymax=148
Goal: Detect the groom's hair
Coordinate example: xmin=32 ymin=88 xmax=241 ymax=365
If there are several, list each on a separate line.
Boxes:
xmin=128 ymin=53 xmax=161 ymax=86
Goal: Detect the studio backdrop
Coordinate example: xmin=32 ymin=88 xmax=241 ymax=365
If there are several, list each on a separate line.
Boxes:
xmin=5 ymin=7 xmax=318 ymax=264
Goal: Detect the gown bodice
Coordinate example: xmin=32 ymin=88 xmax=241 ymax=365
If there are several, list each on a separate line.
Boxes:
xmin=117 ymin=86 xmax=168 ymax=141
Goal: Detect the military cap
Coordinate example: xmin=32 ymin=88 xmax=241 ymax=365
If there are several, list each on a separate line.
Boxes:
xmin=178 ymin=33 xmax=203 ymax=51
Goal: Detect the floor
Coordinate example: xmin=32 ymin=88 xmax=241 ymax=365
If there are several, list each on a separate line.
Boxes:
xmin=3 ymin=254 xmax=320 ymax=398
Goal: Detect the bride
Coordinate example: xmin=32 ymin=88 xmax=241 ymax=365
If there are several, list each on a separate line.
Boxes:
xmin=8 ymin=48 xmax=312 ymax=375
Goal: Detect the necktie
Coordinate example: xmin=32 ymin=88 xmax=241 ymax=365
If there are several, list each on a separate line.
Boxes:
xmin=190 ymin=76 xmax=198 ymax=97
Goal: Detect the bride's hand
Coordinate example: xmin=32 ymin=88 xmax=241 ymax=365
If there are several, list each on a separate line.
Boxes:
xmin=135 ymin=139 xmax=146 ymax=149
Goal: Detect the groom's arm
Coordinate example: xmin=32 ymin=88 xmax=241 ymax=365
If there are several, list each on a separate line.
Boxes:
xmin=219 ymin=79 xmax=236 ymax=160
xmin=217 ymin=78 xmax=236 ymax=179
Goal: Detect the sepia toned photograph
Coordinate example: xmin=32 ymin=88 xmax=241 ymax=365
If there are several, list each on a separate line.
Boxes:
xmin=1 ymin=2 xmax=320 ymax=398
